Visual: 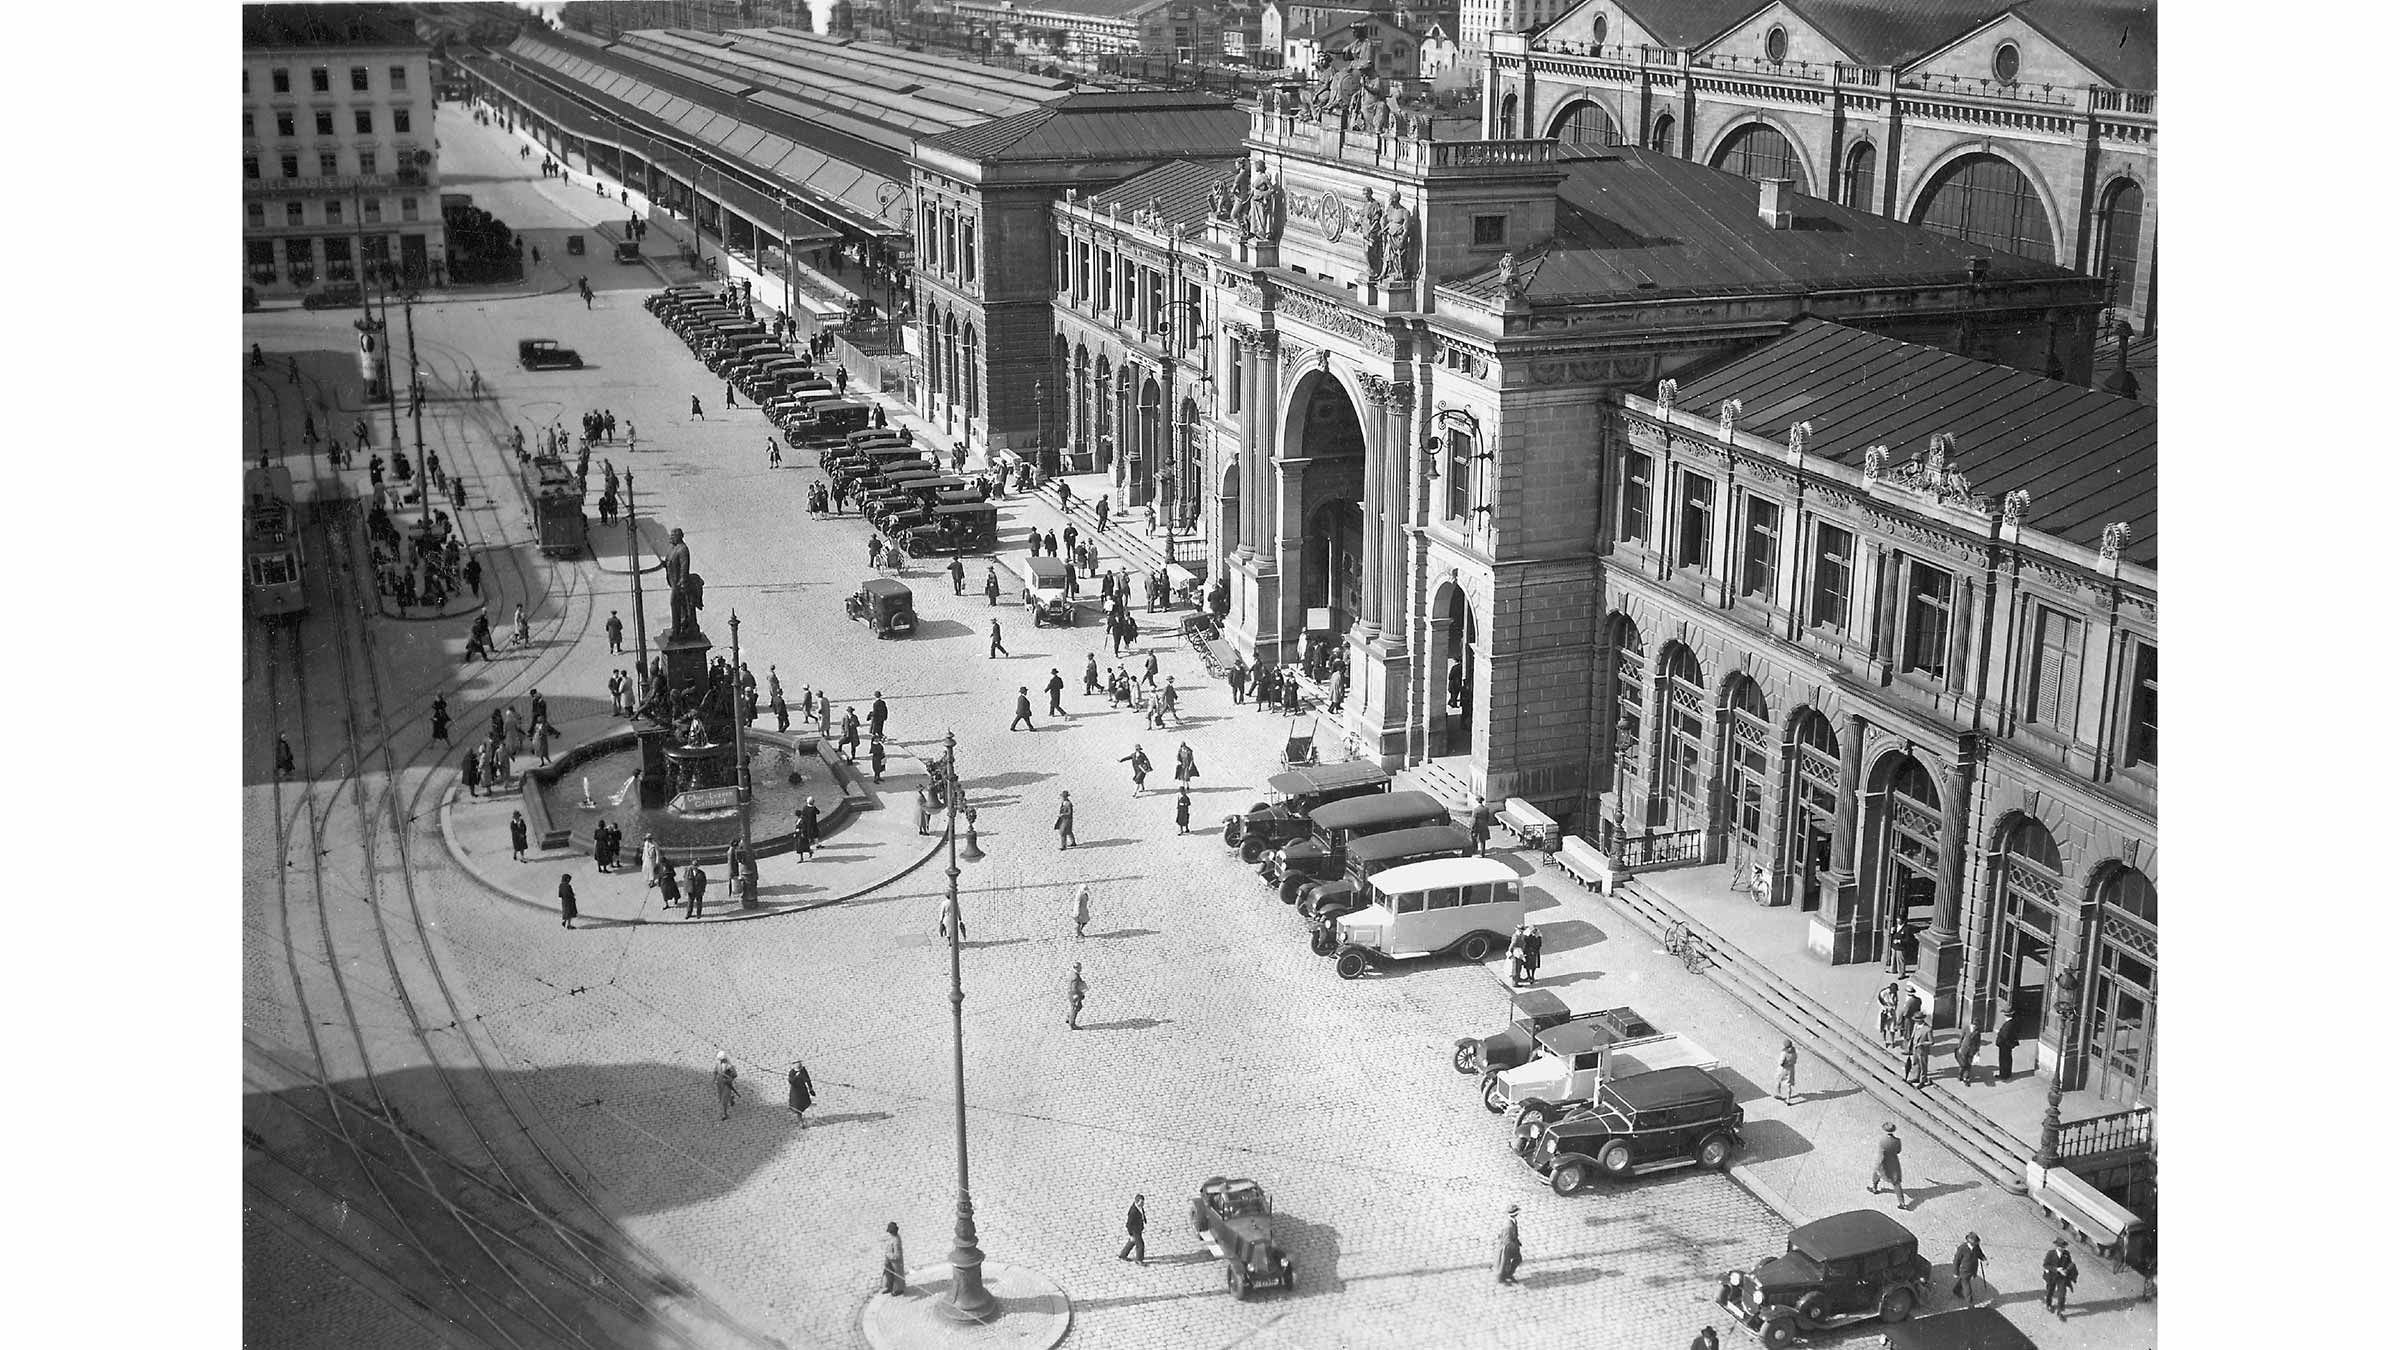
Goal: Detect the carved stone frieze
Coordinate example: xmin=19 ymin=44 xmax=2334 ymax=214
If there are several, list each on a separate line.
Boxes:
xmin=1266 ymin=283 xmax=1396 ymax=358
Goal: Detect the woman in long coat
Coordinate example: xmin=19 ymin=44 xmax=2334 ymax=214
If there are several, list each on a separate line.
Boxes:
xmin=461 ymin=747 xmax=482 ymax=798
xmin=786 ymin=1061 xmax=815 ymax=1125
xmin=795 ymin=798 xmax=821 ymax=858
xmin=557 ymin=875 xmax=578 ymax=929
xmin=1173 ymin=743 xmax=1199 ymax=785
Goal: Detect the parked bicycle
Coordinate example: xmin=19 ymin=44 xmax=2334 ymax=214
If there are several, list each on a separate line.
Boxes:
xmin=1662 ymin=921 xmax=1710 ymax=974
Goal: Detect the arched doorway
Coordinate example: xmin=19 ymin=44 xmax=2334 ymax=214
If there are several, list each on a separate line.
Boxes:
xmin=1172 ymin=396 xmax=1202 ymax=532
xmin=1711 ymin=123 xmax=1805 ymax=189
xmin=1431 ymin=582 xmax=1478 ymax=758
xmin=1783 ymin=709 xmax=1840 ymax=911
xmin=1873 ymin=757 xmax=1943 ymax=962
xmin=1721 ymin=676 xmax=1773 ymax=869
xmin=1549 ymin=99 xmax=1620 ymax=153
xmin=1091 ymin=356 xmax=1113 ymax=473
xmin=2096 ymin=178 xmax=2145 ymax=306
xmin=1070 ymin=344 xmax=1089 ymax=456
xmin=2087 ymin=865 xmax=2157 ymax=1103
xmin=1992 ymin=816 xmax=2065 ymax=1040
xmin=1129 ymin=375 xmax=1161 ymax=500
xmin=1911 ymin=153 xmax=2056 ymax=262
xmin=1658 ymin=643 xmax=1708 ymax=831
xmin=1304 ymin=499 xmax=1362 ymax=641
xmin=1606 ymin=615 xmax=1645 ymax=794
xmin=1843 ymin=141 xmax=1878 ymax=211
xmin=1498 ymin=92 xmax=1519 ymax=138
xmin=1216 ymin=462 xmax=1239 ymax=573
xmin=941 ymin=313 xmax=960 ymax=432
xmin=1286 ymin=373 xmax=1367 ymax=651
xmin=1649 ymin=113 xmax=1676 ymax=155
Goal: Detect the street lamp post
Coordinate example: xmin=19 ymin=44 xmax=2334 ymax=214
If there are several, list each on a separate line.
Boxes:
xmin=377 ymin=283 xmax=401 ymax=449
xmin=402 ymin=288 xmax=428 ymax=523
xmin=626 ymin=470 xmax=650 ymax=683
xmin=729 ymin=611 xmax=756 ymax=909
xmin=2034 ymin=964 xmax=2084 ymax=1168
xmin=935 ymin=731 xmax=998 ymax=1322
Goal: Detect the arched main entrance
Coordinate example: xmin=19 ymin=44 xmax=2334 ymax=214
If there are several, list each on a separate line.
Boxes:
xmin=1431 ymin=581 xmax=1478 ymax=758
xmin=1991 ymin=815 xmax=2065 ymax=1037
xmin=1285 ymin=373 xmax=1367 ymax=651
xmin=1606 ymin=615 xmax=1644 ymax=793
xmin=1871 ymin=757 xmax=1943 ymax=958
xmin=1721 ymin=676 xmax=1773 ymax=868
xmin=2087 ymin=864 xmax=2157 ymax=1103
xmin=1657 ymin=643 xmax=1708 ymax=830
xmin=1783 ymin=709 xmax=1840 ymax=912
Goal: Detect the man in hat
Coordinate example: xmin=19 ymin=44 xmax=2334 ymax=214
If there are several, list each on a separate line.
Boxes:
xmin=2041 ymin=1237 xmax=2078 ymax=1317
xmin=1868 ymin=1122 xmax=1907 ymax=1208
xmin=1774 ymin=1038 xmax=1800 ymax=1105
xmin=1954 ymin=1017 xmax=1985 ymax=1085
xmin=880 ymin=1222 xmax=907 ymax=1295
xmin=1495 ymin=1205 xmax=1522 ymax=1284
xmin=1066 ymin=963 xmax=1087 ymax=1029
xmin=712 ymin=1051 xmax=738 ymax=1120
xmin=1117 ymin=1194 xmax=1147 ymax=1265
xmin=510 ymin=810 xmax=529 ymax=863
xmin=786 ymin=1060 xmax=814 ymax=1126
xmin=1012 ymin=686 xmax=1036 ymax=732
xmin=1054 ymin=791 xmax=1077 ymax=849
xmin=1951 ymin=1232 xmax=1987 ymax=1306
xmin=1993 ymin=1009 xmax=2022 ymax=1082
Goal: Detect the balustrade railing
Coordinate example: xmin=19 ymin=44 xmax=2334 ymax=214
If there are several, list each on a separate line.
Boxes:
xmin=2057 ymin=1105 xmax=2153 ymax=1159
xmin=1609 ymin=828 xmax=1707 ymax=871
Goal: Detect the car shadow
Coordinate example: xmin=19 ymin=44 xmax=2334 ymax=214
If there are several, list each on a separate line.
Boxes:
xmin=1530 ymin=970 xmax=1609 ymax=988
xmin=1272 ymin=1207 xmax=1345 ymax=1295
xmin=1531 ymin=917 xmax=1607 ymax=956
xmin=906 ymin=618 xmax=974 ymax=641
xmin=1729 ymin=1119 xmax=1815 ymax=1165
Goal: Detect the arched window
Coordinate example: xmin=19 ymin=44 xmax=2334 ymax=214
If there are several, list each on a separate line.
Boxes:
xmin=1712 ymin=123 xmax=1803 ymax=188
xmin=1499 ymin=92 xmax=1519 ymax=139
xmin=1843 ymin=141 xmax=1878 ymax=212
xmin=1609 ymin=616 xmax=1645 ymax=783
xmin=1995 ymin=817 xmax=2065 ymax=1040
xmin=1660 ymin=644 xmax=1708 ymax=826
xmin=1911 ymin=153 xmax=2056 ymax=262
xmin=1550 ymin=100 xmax=1620 ymax=153
xmin=1880 ymin=759 xmax=1942 ymax=948
xmin=1649 ymin=113 xmax=1676 ymax=155
xmin=2096 ymin=179 xmax=2145 ymax=300
xmin=2090 ymin=866 xmax=2157 ymax=1103
xmin=1786 ymin=710 xmax=1840 ymax=911
xmin=1723 ymin=677 xmax=1772 ymax=857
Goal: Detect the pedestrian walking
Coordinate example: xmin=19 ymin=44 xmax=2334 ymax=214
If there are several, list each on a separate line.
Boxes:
xmin=1011 ymin=686 xmax=1036 ymax=732
xmin=1173 ymin=742 xmax=1199 ymax=786
xmin=881 ymin=1223 xmax=908 ymax=1295
xmin=1175 ymin=785 xmax=1191 ymax=834
xmin=868 ymin=737 xmax=886 ymax=782
xmin=1954 ymin=1018 xmax=1985 ymax=1084
xmin=1951 ymin=1232 xmax=1987 ymax=1306
xmin=1868 ymin=1122 xmax=1907 ymax=1208
xmin=533 ymin=718 xmax=553 ymax=766
xmin=685 ymin=862 xmax=708 ymax=919
xmin=990 ymin=619 xmax=1009 ymax=659
xmin=787 ymin=1061 xmax=815 ymax=1126
xmin=725 ymin=381 xmax=736 ymax=409
xmin=1692 ymin=1330 xmax=1719 ymax=1350
xmin=606 ymin=610 xmax=624 ymax=653
xmin=1066 ymin=962 xmax=1087 ymax=1029
xmin=1120 ymin=744 xmax=1152 ymax=793
xmin=1469 ymin=797 xmax=1492 ymax=855
xmin=657 ymin=858 xmax=682 ymax=912
xmin=1993 ymin=1010 xmax=2021 ymax=1082
xmin=771 ymin=684 xmax=790 ymax=732
xmin=1117 ymin=1194 xmax=1147 ymax=1264
xmin=1054 ymin=791 xmax=1077 ymax=848
xmin=1495 ymin=1205 xmax=1523 ymax=1284
xmin=795 ymin=798 xmax=820 ymax=858
xmin=1906 ymin=1018 xmax=1934 ymax=1088
xmin=430 ymin=696 xmax=451 ymax=743
xmin=557 ymin=875 xmax=579 ymax=928
xmin=1072 ymin=883 xmax=1092 ymax=938
xmin=984 ymin=565 xmax=1002 ymax=606
xmin=1084 ymin=653 xmax=1102 ymax=696
xmin=712 ymin=1051 xmax=738 ymax=1120
xmin=1142 ymin=652 xmax=1159 ymax=687
xmin=839 ymin=706 xmax=861 ymax=760
xmin=1522 ymin=924 xmax=1544 ymax=982
xmin=949 ymin=555 xmax=966 ymax=594
xmin=915 ymin=785 xmax=934 ymax=836
xmin=461 ymin=747 xmax=482 ymax=797
xmin=510 ymin=810 xmax=529 ymax=862
xmin=1507 ymin=923 xmax=1532 ymax=986
xmin=2040 ymin=1238 xmax=2078 ymax=1318
xmin=690 ymin=394 xmax=704 ymax=420
xmin=1046 ymin=668 xmax=1067 ymax=716
xmin=1774 ymin=1038 xmax=1799 ymax=1103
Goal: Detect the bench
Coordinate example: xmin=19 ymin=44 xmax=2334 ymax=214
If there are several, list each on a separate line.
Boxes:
xmin=2025 ymin=1162 xmax=2143 ymax=1270
xmin=1554 ymin=835 xmax=1614 ymax=893
xmin=1497 ymin=797 xmax=1559 ymax=853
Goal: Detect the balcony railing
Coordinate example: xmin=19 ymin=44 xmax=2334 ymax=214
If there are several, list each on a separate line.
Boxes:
xmin=1608 ymin=828 xmax=1707 ymax=872
xmin=2057 ymin=1105 xmax=2153 ymax=1159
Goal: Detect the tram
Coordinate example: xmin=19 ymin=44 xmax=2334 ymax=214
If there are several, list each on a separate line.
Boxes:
xmin=524 ymin=453 xmax=587 ymax=558
xmin=245 ymin=464 xmax=307 ymax=621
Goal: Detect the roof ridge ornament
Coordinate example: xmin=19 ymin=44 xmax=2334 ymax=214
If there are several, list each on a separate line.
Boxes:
xmin=2001 ymin=489 xmax=2031 ymax=528
xmin=1785 ymin=421 xmax=1811 ymax=464
xmin=2099 ymin=522 xmax=2133 ymax=562
xmin=1655 ymin=378 xmax=1677 ymax=414
xmin=1717 ymin=398 xmax=1742 ymax=441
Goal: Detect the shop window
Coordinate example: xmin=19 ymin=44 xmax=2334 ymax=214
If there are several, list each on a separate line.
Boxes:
xmin=2022 ymin=606 xmax=2084 ymax=734
xmin=356 ymin=108 xmax=374 ymax=134
xmin=325 ymin=237 xmax=355 ymax=281
xmin=1901 ymin=560 xmax=1953 ymax=681
xmin=1676 ymin=472 xmax=1714 ymax=573
xmin=247 ymin=239 xmax=276 ymax=283
xmin=2123 ymin=640 xmax=2157 ymax=768
xmin=284 ymin=237 xmax=316 ymax=285
xmin=1618 ymin=449 xmax=1652 ymax=545
xmin=1810 ymin=524 xmax=1853 ymax=632
xmin=1741 ymin=496 xmax=1781 ymax=602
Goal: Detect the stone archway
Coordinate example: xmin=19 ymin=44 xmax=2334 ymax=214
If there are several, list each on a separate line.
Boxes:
xmin=1216 ymin=461 xmax=1239 ymax=577
xmin=1860 ymin=752 xmax=1943 ymax=968
xmin=1429 ymin=579 xmax=1479 ymax=759
xmin=1279 ymin=370 xmax=1369 ymax=655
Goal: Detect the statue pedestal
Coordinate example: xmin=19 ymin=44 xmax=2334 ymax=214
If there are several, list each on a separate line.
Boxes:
xmin=660 ymin=629 xmax=712 ymax=698
xmin=634 ymin=722 xmax=670 ymax=808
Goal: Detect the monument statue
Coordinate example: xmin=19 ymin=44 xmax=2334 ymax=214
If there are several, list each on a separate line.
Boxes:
xmin=1246 ymin=164 xmax=1283 ymax=242
xmin=663 ymin=526 xmax=706 ymax=638
xmin=1369 ymin=189 xmax=1415 ymax=283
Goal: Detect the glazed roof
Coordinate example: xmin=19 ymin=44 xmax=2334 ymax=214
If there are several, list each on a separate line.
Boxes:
xmin=1563 ymin=1 xmax=2154 ymax=88
xmin=920 ymin=91 xmax=1248 ymax=162
xmin=1666 ymin=318 xmax=2156 ymax=568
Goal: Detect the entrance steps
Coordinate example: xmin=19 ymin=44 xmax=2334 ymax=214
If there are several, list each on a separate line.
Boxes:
xmin=1612 ymin=873 xmax=2033 ymax=1187
xmin=1396 ymin=758 xmax=1475 ymax=814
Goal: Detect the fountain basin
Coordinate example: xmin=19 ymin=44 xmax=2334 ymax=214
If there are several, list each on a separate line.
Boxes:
xmin=522 ymin=728 xmax=878 ymax=865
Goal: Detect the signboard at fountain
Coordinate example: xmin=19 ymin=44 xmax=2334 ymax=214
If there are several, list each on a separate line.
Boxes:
xmin=671 ymin=786 xmax=742 ymax=814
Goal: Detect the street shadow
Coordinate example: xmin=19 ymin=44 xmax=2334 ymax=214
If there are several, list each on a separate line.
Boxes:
xmin=1730 ymin=1119 xmax=1815 ymax=1165
xmin=1079 ymin=1017 xmax=1172 ymax=1032
xmin=1071 ymin=838 xmax=1139 ymax=849
xmin=1711 ymin=1068 xmax=1768 ymax=1101
xmin=969 ymin=771 xmax=1057 ymax=792
xmin=1517 ymin=1263 xmax=1621 ymax=1290
xmin=802 ymin=1111 xmax=893 ymax=1128
xmin=961 ymin=937 xmax=1029 ymax=951
xmin=1532 ymin=918 xmax=1607 ymax=956
xmin=1274 ymin=1207 xmax=1346 ymax=1295
xmin=1907 ymin=1178 xmax=1986 ymax=1206
xmin=908 ymin=619 xmax=973 ymax=641
xmin=1088 ymin=928 xmax=1158 ymax=940
xmin=1796 ymin=1085 xmax=1864 ymax=1106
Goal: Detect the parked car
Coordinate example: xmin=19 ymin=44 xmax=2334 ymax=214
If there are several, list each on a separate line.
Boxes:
xmin=1264 ymin=791 xmax=1452 ymax=893
xmin=1480 ymin=1009 xmax=1720 ymax=1121
xmin=1298 ymin=823 xmax=1475 ymax=926
xmin=901 ymin=502 xmax=1000 ymax=556
xmin=1323 ymin=855 xmax=1523 ymax=980
xmin=517 ymin=338 xmax=584 ymax=370
xmin=1452 ymin=989 xmax=1594 ymax=1076
xmin=302 ymin=281 xmax=365 ymax=311
xmin=1717 ymin=1209 xmax=1934 ymax=1346
xmin=1515 ymin=1065 xmax=1743 ymax=1193
xmin=843 ymin=578 xmax=915 ymax=637
xmin=1190 ymin=1177 xmax=1294 ymax=1300
xmin=1221 ymin=763 xmax=1392 ymax=863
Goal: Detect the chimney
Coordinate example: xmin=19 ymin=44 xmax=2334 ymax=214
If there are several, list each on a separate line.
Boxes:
xmin=1757 ymin=178 xmax=1795 ymax=229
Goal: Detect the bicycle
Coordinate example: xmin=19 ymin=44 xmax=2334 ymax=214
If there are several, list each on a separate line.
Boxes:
xmin=1662 ymin=921 xmax=1710 ymax=974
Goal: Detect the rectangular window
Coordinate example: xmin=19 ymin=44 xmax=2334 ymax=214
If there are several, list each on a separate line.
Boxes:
xmin=1676 ymin=472 xmax=1714 ymax=572
xmin=325 ymin=236 xmax=354 ymax=280
xmin=1810 ymin=524 xmax=1854 ymax=632
xmin=1741 ymin=496 xmax=1781 ymax=600
xmin=244 ymin=110 xmax=256 ymax=137
xmin=315 ymin=110 xmax=334 ymax=136
xmin=363 ymin=197 xmax=382 ymax=223
xmin=389 ymin=65 xmax=408 ymax=89
xmin=244 ymin=154 xmax=261 ymax=179
xmin=310 ymin=66 xmax=330 ymax=93
xmin=1073 ymin=241 xmax=1089 ymax=303
xmin=2023 ymin=606 xmax=2084 ymax=733
xmin=246 ymin=201 xmax=265 ymax=227
xmin=272 ymin=67 xmax=290 ymax=93
xmin=919 ymin=204 xmax=934 ymax=259
xmin=355 ymin=108 xmax=374 ymax=134
xmin=392 ymin=108 xmax=411 ymax=134
xmin=276 ymin=111 xmax=295 ymax=137
xmin=962 ymin=221 xmax=976 ymax=284
xmin=350 ymin=66 xmax=369 ymax=91
xmin=1055 ymin=232 xmax=1069 ymax=291
xmin=1446 ymin=429 xmax=1471 ymax=520
xmin=286 ymin=201 xmax=305 ymax=227
xmin=325 ymin=199 xmax=343 ymax=225
xmin=401 ymin=196 xmax=419 ymax=221
xmin=1099 ymin=252 xmax=1114 ymax=314
xmin=318 ymin=151 xmax=339 ymax=176
xmin=1471 ymin=213 xmax=1505 ymax=247
xmin=1148 ymin=270 xmax=1165 ymax=334
xmin=1619 ymin=449 xmax=1652 ymax=544
xmin=1182 ymin=281 xmax=1202 ymax=350
xmin=2124 ymin=641 xmax=2157 ymax=768
xmin=280 ymin=154 xmax=300 ymax=178
xmin=357 ymin=148 xmax=377 ymax=176
xmin=1901 ymin=561 xmax=1954 ymax=680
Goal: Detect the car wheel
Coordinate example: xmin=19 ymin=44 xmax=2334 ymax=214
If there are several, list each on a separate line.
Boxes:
xmin=1514 ymin=1102 xmax=1555 ymax=1134
xmin=1457 ymin=932 xmax=1493 ymax=962
xmin=1512 ymin=1114 xmax=1544 ymax=1157
xmin=1877 ymin=1285 xmax=1916 ymax=1323
xmin=1793 ymin=1291 xmax=1828 ymax=1324
xmin=1226 ymin=1265 xmax=1249 ymax=1300
xmin=1551 ymin=1162 xmax=1588 ymax=1196
xmin=1309 ymin=927 xmax=1336 ymax=957
xmin=1222 ymin=818 xmax=1244 ymax=847
xmin=1480 ymin=1072 xmax=1510 ymax=1114
xmin=1760 ymin=1316 xmax=1798 ymax=1349
xmin=1697 ymin=1134 xmax=1735 ymax=1170
xmin=1334 ymin=949 xmax=1367 ymax=980
xmin=1451 ymin=1042 xmax=1479 ymax=1075
xmin=1240 ymin=838 xmax=1269 ymax=865
xmin=1280 ymin=875 xmax=1308 ymax=906
xmin=1595 ymin=1140 xmax=1634 ymax=1175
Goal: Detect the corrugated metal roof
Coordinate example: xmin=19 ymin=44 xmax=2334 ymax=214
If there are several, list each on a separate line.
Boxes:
xmin=242 ymin=2 xmax=421 ymax=49
xmin=1085 ymin=158 xmax=1242 ymax=230
xmin=986 ymin=0 xmax=1172 ymax=19
xmin=920 ymin=93 xmax=1247 ymax=163
xmin=1446 ymin=146 xmax=2079 ymax=303
xmin=1667 ymin=318 xmax=2155 ymax=567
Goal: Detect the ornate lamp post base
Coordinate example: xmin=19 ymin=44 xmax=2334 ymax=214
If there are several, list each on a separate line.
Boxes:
xmin=861 ymin=1261 xmax=1069 ymax=1350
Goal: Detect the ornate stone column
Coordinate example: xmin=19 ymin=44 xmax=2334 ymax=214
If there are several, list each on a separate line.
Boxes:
xmin=1813 ymin=713 xmax=1873 ymax=965
xmin=1926 ymin=757 xmax=1974 ymax=1027
xmin=1354 ymin=375 xmax=1391 ymax=645
xmin=1379 ymin=385 xmax=1413 ymax=640
xmin=1251 ymin=331 xmax=1282 ymax=575
xmin=1228 ymin=323 xmax=1259 ymax=559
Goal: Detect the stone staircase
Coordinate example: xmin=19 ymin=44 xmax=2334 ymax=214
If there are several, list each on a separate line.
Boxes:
xmin=1609 ymin=873 xmax=2033 ymax=1187
xmin=1395 ymin=758 xmax=1475 ymax=815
